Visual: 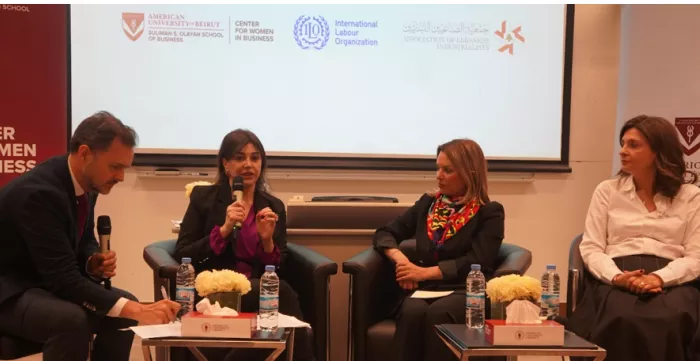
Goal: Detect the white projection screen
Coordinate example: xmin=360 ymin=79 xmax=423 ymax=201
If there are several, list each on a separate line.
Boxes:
xmin=69 ymin=4 xmax=574 ymax=172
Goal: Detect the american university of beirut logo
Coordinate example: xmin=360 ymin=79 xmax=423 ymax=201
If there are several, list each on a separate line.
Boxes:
xmin=494 ymin=20 xmax=525 ymax=55
xmin=676 ymin=118 xmax=700 ymax=187
xmin=675 ymin=118 xmax=700 ymax=156
xmin=293 ymin=15 xmax=329 ymax=50
xmin=122 ymin=13 xmax=145 ymax=42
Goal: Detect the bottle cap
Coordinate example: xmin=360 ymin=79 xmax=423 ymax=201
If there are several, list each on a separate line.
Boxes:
xmin=265 ymin=265 xmax=276 ymax=272
xmin=546 ymin=264 xmax=556 ymax=270
xmin=182 ymin=257 xmax=192 ymax=264
xmin=471 ymin=264 xmax=481 ymax=271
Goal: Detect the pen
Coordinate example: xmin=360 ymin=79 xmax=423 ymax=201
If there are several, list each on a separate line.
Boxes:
xmin=161 ymin=285 xmax=169 ymax=300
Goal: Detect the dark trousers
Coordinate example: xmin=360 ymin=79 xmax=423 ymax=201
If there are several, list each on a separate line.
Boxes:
xmin=394 ymin=293 xmax=465 ymax=361
xmin=201 ymin=278 xmax=315 ymax=361
xmin=0 ymin=287 xmax=138 ymax=361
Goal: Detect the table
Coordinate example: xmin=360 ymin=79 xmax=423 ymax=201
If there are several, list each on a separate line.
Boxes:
xmin=435 ymin=324 xmax=606 ymax=361
xmin=141 ymin=328 xmax=294 ymax=361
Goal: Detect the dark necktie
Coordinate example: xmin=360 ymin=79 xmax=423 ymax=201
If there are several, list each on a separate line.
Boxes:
xmin=76 ymin=193 xmax=89 ymax=239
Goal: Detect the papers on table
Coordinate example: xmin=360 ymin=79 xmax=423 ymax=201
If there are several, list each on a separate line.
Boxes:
xmin=279 ymin=313 xmax=311 ymax=328
xmin=130 ymin=322 xmax=181 ymax=339
xmin=410 ymin=290 xmax=455 ymax=299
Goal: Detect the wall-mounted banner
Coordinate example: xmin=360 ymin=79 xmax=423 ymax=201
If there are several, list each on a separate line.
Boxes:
xmin=676 ymin=117 xmax=700 ymax=186
xmin=0 ymin=5 xmax=68 ymax=187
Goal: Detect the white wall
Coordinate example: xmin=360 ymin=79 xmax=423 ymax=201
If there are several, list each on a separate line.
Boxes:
xmin=615 ymin=4 xmax=700 ymax=171
xmin=93 ymin=5 xmax=621 ymax=361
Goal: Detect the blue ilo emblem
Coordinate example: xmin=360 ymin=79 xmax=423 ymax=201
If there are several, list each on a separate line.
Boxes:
xmin=294 ymin=15 xmax=330 ymax=50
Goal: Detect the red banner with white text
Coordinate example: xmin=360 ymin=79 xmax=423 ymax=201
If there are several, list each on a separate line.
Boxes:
xmin=0 ymin=4 xmax=68 ymax=187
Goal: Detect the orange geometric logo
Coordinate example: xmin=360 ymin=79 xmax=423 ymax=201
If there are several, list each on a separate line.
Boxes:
xmin=495 ymin=21 xmax=525 ymax=55
xmin=122 ymin=13 xmax=145 ymax=41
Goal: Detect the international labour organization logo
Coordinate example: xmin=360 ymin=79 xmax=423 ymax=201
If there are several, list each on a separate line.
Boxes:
xmin=293 ymin=15 xmax=330 ymax=50
xmin=122 ymin=12 xmax=145 ymax=42
xmin=494 ymin=20 xmax=525 ymax=55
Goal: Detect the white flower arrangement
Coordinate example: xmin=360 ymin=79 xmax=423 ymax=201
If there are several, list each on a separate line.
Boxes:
xmin=195 ymin=269 xmax=252 ymax=297
xmin=185 ymin=181 xmax=213 ymax=199
xmin=486 ymin=274 xmax=542 ymax=303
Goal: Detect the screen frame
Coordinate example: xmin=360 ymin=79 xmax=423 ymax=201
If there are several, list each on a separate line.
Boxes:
xmin=66 ymin=4 xmax=575 ymax=173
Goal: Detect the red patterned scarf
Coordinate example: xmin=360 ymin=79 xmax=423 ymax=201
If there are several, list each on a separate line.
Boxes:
xmin=426 ymin=193 xmax=480 ymax=249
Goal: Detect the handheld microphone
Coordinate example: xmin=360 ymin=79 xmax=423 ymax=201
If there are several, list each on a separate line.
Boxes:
xmin=232 ymin=176 xmax=244 ymax=231
xmin=97 ymin=215 xmax=112 ymax=290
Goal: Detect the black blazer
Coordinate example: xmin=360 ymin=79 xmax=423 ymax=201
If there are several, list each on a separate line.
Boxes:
xmin=0 ymin=155 xmax=119 ymax=316
xmin=373 ymin=194 xmax=505 ymax=285
xmin=175 ymin=182 xmax=288 ymax=279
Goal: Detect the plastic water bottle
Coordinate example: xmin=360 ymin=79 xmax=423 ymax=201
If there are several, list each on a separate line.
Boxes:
xmin=175 ymin=257 xmax=195 ymax=319
xmin=259 ymin=265 xmax=280 ymax=331
xmin=466 ymin=264 xmax=486 ymax=328
xmin=540 ymin=264 xmax=560 ymax=318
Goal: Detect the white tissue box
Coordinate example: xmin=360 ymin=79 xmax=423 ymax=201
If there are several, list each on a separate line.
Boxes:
xmin=182 ymin=312 xmax=258 ymax=338
xmin=485 ymin=320 xmax=564 ymax=346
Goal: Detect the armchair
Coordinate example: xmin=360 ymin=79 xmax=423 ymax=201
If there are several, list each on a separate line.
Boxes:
xmin=143 ymin=239 xmax=338 ymax=361
xmin=342 ymin=240 xmax=532 ymax=361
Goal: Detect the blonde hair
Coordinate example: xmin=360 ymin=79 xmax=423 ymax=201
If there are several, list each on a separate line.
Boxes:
xmin=430 ymin=138 xmax=490 ymax=205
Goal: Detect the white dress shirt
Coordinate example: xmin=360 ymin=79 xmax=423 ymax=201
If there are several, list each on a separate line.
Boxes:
xmin=580 ymin=176 xmax=700 ymax=287
xmin=68 ymin=158 xmax=128 ymax=317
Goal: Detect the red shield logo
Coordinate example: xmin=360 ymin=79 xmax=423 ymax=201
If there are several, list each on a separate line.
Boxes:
xmin=675 ymin=118 xmax=700 ymax=156
xmin=122 ymin=13 xmax=145 ymax=42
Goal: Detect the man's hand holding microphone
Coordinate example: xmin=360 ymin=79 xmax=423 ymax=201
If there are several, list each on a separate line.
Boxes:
xmin=94 ymin=215 xmax=181 ymax=325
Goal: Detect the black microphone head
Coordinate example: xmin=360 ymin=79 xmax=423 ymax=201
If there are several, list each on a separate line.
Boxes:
xmin=232 ymin=176 xmax=244 ymax=191
xmin=97 ymin=215 xmax=111 ymax=235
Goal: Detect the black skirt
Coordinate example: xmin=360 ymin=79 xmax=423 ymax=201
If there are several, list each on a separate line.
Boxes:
xmin=567 ymin=255 xmax=700 ymax=361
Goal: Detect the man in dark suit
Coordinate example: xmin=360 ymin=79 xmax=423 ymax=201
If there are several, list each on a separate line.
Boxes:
xmin=0 ymin=111 xmax=180 ymax=361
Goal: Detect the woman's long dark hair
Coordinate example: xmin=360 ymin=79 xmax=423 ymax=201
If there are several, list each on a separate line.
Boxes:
xmin=215 ymin=129 xmax=269 ymax=193
xmin=618 ymin=115 xmax=686 ymax=199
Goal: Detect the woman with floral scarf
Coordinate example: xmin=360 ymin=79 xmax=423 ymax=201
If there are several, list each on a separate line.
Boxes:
xmin=373 ymin=139 xmax=505 ymax=361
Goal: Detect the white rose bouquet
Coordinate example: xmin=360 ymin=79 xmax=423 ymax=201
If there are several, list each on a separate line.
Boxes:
xmin=486 ymin=274 xmax=542 ymax=303
xmin=195 ymin=269 xmax=252 ymax=297
xmin=486 ymin=274 xmax=543 ymax=324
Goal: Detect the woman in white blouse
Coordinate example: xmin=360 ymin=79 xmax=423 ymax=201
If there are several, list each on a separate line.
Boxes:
xmin=568 ymin=115 xmax=700 ymax=361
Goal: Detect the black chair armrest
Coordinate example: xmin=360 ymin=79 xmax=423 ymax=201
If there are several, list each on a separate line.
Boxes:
xmin=143 ymin=240 xmax=180 ymax=302
xmin=493 ymin=243 xmax=532 ymax=277
xmin=567 ymin=233 xmax=585 ymax=316
xmin=567 ymin=268 xmax=582 ymax=317
xmin=343 ymin=247 xmax=400 ymax=361
xmin=569 ymin=234 xmax=585 ymax=274
xmin=284 ymin=243 xmax=338 ymax=361
xmin=143 ymin=239 xmax=180 ymax=280
xmin=0 ymin=335 xmax=42 ymax=360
